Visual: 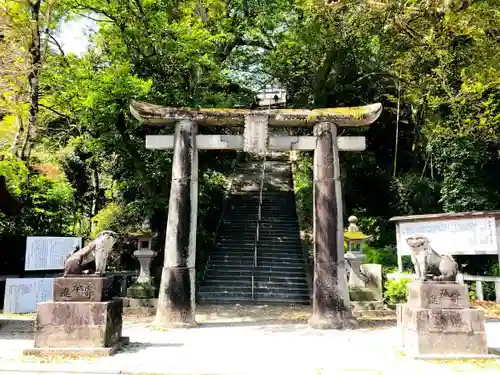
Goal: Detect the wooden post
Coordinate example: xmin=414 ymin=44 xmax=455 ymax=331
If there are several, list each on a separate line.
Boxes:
xmin=155 ymin=120 xmax=198 ymax=328
xmin=309 ymin=122 xmax=357 ymax=329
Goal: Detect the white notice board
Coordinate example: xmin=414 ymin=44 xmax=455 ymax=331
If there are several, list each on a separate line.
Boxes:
xmin=25 ymin=236 xmax=82 ymax=271
xmin=397 ymin=217 xmax=498 ymax=256
xmin=3 ymin=278 xmax=54 ymax=313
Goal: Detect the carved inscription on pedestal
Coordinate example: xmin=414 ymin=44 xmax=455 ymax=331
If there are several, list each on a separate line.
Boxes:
xmin=429 ymin=310 xmax=468 ymax=332
xmin=58 ymin=283 xmax=95 ymax=300
xmin=407 ymin=281 xmax=468 ymax=309
xmin=53 ymin=277 xmax=112 ymax=302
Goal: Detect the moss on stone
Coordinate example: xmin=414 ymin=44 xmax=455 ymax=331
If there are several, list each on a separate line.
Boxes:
xmin=349 ymin=286 xmax=376 ymax=301
xmin=344 ymin=231 xmax=371 ymax=241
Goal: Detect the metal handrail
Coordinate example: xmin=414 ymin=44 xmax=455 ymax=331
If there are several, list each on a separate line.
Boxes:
xmin=251 ymin=152 xmax=267 ymax=300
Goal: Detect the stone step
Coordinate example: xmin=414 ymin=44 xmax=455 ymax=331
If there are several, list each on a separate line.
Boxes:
xmin=255 ymin=275 xmax=309 ymax=283
xmin=257 ymin=252 xmax=304 ymax=258
xmin=210 ymin=254 xmax=304 ymax=261
xmin=257 ymin=247 xmax=304 ymax=252
xmin=216 ymin=235 xmax=257 ymax=240
xmin=210 ymin=254 xmax=304 ymax=262
xmin=259 ymin=262 xmax=304 ymax=269
xmin=216 ymin=243 xmax=301 ymax=249
xmin=214 ymin=246 xmax=256 ymax=251
xmin=255 ymin=291 xmax=310 ymax=300
xmin=210 ymin=250 xmax=255 ymax=255
xmin=259 ymin=239 xmax=301 ymax=244
xmin=205 ymin=268 xmax=306 ymax=277
xmin=208 ymin=262 xmax=305 ymax=270
xmin=198 ymin=290 xmax=252 ymax=299
xmin=199 ymin=285 xmax=251 ymax=292
xmin=260 ymin=220 xmax=299 ymax=224
xmin=202 ymin=278 xmax=307 ymax=287
xmin=210 ymin=253 xmax=304 ymax=259
xmin=202 ymin=276 xmax=308 ymax=286
xmin=202 ymin=273 xmax=253 ymax=281
xmin=206 ymin=263 xmax=305 ymax=271
xmin=218 ymin=235 xmax=300 ymax=240
xmin=208 ymin=260 xmax=254 ymax=266
xmin=197 ymin=296 xmax=254 ymax=304
xmin=200 ymin=282 xmax=307 ymax=290
xmin=197 ymin=295 xmax=310 ymax=305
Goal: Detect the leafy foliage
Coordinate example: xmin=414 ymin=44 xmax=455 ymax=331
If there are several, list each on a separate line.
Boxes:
xmin=383 ymin=277 xmax=410 ymax=306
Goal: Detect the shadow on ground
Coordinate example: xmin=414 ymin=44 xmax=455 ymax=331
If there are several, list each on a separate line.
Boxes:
xmin=195 ymin=305 xmax=397 ymax=330
xmin=198 ymin=317 xmax=396 ymax=330
xmin=120 ymin=341 xmax=183 ymax=354
xmin=0 ymin=319 xmax=34 ymax=340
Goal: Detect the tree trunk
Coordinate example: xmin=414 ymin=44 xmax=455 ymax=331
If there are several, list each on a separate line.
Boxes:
xmin=21 ymin=0 xmax=42 ymax=161
xmin=90 ymin=162 xmax=100 ymax=233
xmin=309 ymin=122 xmax=357 ymax=329
xmin=11 ymin=113 xmax=25 ymax=157
xmin=155 ymin=120 xmax=198 ymax=328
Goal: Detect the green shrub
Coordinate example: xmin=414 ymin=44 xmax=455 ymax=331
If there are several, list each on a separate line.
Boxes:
xmin=384 ymin=277 xmax=411 ymax=306
xmin=126 ymin=281 xmax=157 ymax=299
xmin=364 ymin=245 xmax=398 ymax=268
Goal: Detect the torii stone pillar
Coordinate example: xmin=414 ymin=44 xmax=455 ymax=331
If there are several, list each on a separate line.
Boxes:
xmin=309 ymin=122 xmax=356 ymax=328
xmin=130 ymin=100 xmax=382 ymax=329
xmin=156 ymin=120 xmax=198 ymax=327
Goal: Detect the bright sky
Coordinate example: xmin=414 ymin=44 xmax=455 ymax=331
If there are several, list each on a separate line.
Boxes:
xmin=57 ymin=17 xmax=97 ymax=56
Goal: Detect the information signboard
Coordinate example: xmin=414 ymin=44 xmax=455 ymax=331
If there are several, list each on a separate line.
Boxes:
xmin=397 ymin=217 xmax=498 ymax=256
xmin=24 ymin=236 xmax=82 ymax=271
xmin=3 ymin=278 xmax=53 ymax=313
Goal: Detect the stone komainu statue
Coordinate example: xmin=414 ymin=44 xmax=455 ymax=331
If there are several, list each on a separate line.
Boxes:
xmin=406 ymin=235 xmax=458 ymax=282
xmin=63 ymin=230 xmax=118 ymax=276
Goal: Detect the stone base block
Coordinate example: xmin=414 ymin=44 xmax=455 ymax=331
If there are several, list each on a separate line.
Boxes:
xmin=401 ymin=328 xmax=489 ymax=356
xmin=398 ymin=304 xmax=485 ymax=332
xmin=24 ymin=337 xmax=130 ymax=358
xmin=123 ymin=297 xmax=157 ymax=315
xmin=353 ymin=310 xmax=395 ymax=318
xmin=349 ymin=287 xmax=378 ymax=302
xmin=351 ymin=300 xmax=385 ymax=311
xmin=407 ymin=281 xmax=468 ymax=309
xmin=53 ymin=277 xmax=114 ymax=302
xmin=34 ymin=300 xmax=123 ymax=348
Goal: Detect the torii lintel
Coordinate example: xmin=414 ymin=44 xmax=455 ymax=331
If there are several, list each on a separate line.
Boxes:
xmin=130 ymin=100 xmax=383 ymax=127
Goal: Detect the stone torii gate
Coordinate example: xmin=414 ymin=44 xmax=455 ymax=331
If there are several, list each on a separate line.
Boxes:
xmin=130 ymin=100 xmax=382 ymax=329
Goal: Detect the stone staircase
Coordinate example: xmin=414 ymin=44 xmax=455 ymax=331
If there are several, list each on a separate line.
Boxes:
xmin=198 ymin=156 xmax=310 ymax=304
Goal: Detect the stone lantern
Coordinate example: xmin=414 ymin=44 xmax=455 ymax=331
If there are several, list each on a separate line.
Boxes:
xmin=132 ymin=218 xmax=154 ymax=283
xmin=344 ymin=215 xmax=372 ymax=288
xmin=125 ymin=218 xmax=157 ymax=305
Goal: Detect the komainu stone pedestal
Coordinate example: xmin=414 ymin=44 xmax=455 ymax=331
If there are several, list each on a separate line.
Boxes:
xmin=398 ymin=281 xmax=492 ymax=359
xmin=24 ymin=277 xmax=129 ymax=358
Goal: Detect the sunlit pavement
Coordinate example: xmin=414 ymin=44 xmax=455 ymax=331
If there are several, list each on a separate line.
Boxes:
xmin=0 ymin=319 xmax=499 ymax=375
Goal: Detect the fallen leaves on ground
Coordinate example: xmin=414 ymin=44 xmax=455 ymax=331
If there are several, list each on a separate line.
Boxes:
xmin=470 ymin=301 xmax=500 ymax=319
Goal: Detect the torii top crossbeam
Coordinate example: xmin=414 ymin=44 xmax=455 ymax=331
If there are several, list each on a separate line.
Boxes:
xmin=130 ymin=100 xmax=383 ymax=127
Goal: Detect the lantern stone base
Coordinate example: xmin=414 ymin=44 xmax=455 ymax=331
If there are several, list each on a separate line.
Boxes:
xmin=123 ymin=297 xmax=157 ymax=315
xmin=397 ymin=281 xmax=492 ymax=359
xmin=124 ymin=281 xmax=157 ymax=315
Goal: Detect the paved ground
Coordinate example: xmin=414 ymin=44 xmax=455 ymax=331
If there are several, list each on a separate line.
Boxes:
xmin=1 ymin=305 xmax=500 ymax=375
